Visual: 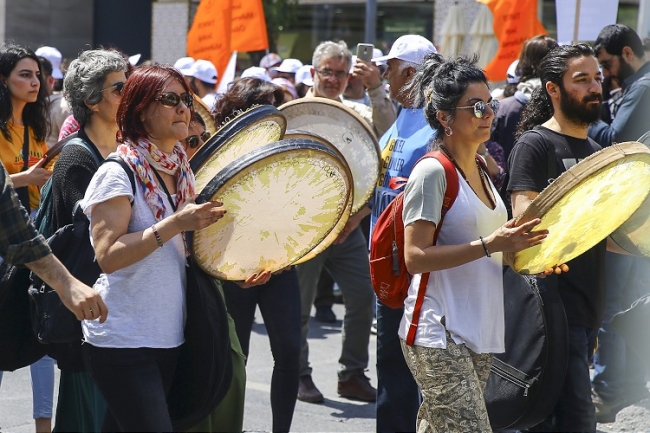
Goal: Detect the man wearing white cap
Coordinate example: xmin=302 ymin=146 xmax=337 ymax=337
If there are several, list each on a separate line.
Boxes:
xmin=297 ymin=41 xmax=394 ymax=405
xmin=260 ymin=52 xmax=282 ymax=68
xmin=187 ymin=59 xmax=219 ymax=110
xmin=368 ymin=34 xmax=439 ymax=433
xmin=240 ymin=66 xmax=272 ymax=82
xmin=294 ymin=64 xmax=313 ymax=98
xmin=35 ymin=46 xmax=71 ymax=148
xmin=174 ymin=56 xmax=195 ymax=77
xmin=272 ymin=58 xmax=303 ymax=84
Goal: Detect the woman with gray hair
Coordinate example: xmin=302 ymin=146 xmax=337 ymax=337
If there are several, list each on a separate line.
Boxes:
xmin=45 ymin=48 xmax=128 ymax=431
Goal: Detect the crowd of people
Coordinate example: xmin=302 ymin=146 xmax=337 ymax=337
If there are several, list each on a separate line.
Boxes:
xmin=0 ymin=20 xmax=649 ymax=433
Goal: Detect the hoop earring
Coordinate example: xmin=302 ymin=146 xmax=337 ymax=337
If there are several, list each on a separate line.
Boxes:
xmin=445 ymin=126 xmax=453 ymax=136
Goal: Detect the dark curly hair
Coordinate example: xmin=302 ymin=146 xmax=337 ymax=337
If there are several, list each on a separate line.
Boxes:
xmin=212 ymin=77 xmax=283 ymax=126
xmin=0 ymin=44 xmax=50 ymax=142
xmin=516 ymin=43 xmax=595 ymax=138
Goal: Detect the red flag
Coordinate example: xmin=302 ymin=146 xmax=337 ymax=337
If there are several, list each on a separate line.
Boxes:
xmin=231 ymin=0 xmax=269 ymax=52
xmin=187 ymin=0 xmax=232 ymax=86
xmin=187 ymin=0 xmax=269 ymax=86
xmin=477 ymin=0 xmax=546 ymax=81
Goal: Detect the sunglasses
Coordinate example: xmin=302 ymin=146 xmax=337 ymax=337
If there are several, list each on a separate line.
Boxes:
xmin=156 ymin=92 xmax=193 ymax=109
xmin=456 ymin=100 xmax=499 ymax=118
xmin=101 ymin=81 xmax=125 ymax=95
xmin=184 ymin=130 xmax=211 ymax=149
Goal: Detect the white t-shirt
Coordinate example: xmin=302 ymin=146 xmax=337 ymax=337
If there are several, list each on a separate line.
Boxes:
xmin=398 ymin=157 xmax=507 ymax=354
xmin=81 ymin=160 xmax=186 ymax=348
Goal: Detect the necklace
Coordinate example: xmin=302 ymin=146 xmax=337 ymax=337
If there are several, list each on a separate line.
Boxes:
xmin=439 ymin=145 xmax=496 ymax=209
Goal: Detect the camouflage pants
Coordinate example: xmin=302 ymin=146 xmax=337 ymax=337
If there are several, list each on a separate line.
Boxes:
xmin=400 ymin=335 xmax=493 ymax=433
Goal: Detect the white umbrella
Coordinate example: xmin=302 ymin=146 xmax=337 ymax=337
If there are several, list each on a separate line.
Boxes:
xmin=469 ymin=3 xmax=499 ymax=69
xmin=439 ymin=3 xmax=468 ymax=57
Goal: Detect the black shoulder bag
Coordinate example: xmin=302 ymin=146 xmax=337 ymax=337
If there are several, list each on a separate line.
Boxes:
xmin=27 ymin=139 xmax=105 ymax=344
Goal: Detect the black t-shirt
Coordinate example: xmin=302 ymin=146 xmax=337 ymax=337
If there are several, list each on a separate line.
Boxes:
xmin=507 ymin=126 xmax=605 ymax=329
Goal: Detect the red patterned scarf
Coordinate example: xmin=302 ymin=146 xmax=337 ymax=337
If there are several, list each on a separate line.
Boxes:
xmin=116 ymin=137 xmax=195 ymax=221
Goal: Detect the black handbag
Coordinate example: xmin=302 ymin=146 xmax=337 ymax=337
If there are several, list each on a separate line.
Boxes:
xmin=484 ymin=267 xmax=569 ymax=430
xmin=28 ymin=204 xmax=101 ymax=344
xmin=168 ymin=256 xmax=233 ymax=430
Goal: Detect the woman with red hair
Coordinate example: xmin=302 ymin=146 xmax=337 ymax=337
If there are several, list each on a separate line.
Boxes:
xmin=79 ymin=64 xmax=256 ymax=430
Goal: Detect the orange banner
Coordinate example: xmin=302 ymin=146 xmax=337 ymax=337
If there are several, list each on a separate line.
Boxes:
xmin=477 ymin=0 xmax=546 ymax=81
xmin=231 ymin=0 xmax=269 ymax=52
xmin=187 ymin=0 xmax=232 ymax=86
xmin=187 ymin=0 xmax=269 ymax=86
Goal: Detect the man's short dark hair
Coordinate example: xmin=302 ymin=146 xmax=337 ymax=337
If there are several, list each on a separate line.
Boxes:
xmin=594 ymin=24 xmax=645 ymax=59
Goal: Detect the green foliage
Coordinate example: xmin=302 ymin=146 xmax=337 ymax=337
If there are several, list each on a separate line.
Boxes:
xmin=262 ymin=0 xmax=299 ymax=51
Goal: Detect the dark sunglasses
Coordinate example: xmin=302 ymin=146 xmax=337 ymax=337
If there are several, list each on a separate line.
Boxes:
xmin=456 ymin=100 xmax=499 ymax=118
xmin=156 ymin=92 xmax=193 ymax=108
xmin=185 ymin=130 xmax=211 ymax=149
xmin=101 ymin=81 xmax=125 ymax=95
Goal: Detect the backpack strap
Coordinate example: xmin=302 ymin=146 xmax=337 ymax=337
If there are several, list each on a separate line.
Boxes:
xmin=406 ymin=151 xmax=459 ymax=346
xmin=102 ymin=155 xmax=136 ymax=204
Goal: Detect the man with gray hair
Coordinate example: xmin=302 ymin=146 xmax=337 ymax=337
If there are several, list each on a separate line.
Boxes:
xmin=307 ymin=41 xmax=395 ymax=137
xmin=369 ymin=35 xmax=439 ymax=432
xmin=296 ymin=41 xmax=386 ymax=404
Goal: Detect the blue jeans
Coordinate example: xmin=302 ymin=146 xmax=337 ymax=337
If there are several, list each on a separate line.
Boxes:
xmin=30 ymin=355 xmax=55 ymax=419
xmin=376 ymin=300 xmax=419 ymax=433
xmin=592 ymin=253 xmax=649 ymax=402
xmin=531 ymin=325 xmax=597 ymax=432
xmin=222 ymin=269 xmax=301 ymax=433
xmin=0 ymin=356 xmax=55 ymax=419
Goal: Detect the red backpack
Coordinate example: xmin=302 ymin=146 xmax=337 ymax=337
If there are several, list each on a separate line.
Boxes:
xmin=369 ymin=151 xmax=459 ymax=345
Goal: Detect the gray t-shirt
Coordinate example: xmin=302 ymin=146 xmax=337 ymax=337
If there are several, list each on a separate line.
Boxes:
xmin=81 ymin=160 xmax=186 ymax=348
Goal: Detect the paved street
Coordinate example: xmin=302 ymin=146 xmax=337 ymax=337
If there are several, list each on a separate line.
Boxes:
xmin=3 ymin=301 xmax=650 ymax=432
xmin=0 ymin=303 xmax=376 ymax=432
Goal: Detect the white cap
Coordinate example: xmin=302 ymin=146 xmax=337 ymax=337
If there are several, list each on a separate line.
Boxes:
xmin=295 ymin=64 xmax=313 ymax=87
xmin=35 ymin=46 xmax=63 ymax=79
xmin=260 ymin=53 xmax=282 ymax=69
xmin=372 ymin=35 xmax=437 ymax=65
xmin=174 ymin=57 xmax=195 ymax=75
xmin=240 ymin=66 xmax=272 ymax=82
xmin=188 ymin=59 xmax=218 ymax=84
xmin=272 ymin=58 xmax=303 ymax=74
xmin=272 ymin=78 xmax=298 ymax=99
xmin=506 ymin=60 xmax=520 ymax=84
xmin=372 ymin=48 xmax=386 ymax=65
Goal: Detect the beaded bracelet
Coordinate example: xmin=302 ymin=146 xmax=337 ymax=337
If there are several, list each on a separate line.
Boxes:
xmin=479 ymin=236 xmax=491 ymax=257
xmin=151 ymin=224 xmax=164 ymax=248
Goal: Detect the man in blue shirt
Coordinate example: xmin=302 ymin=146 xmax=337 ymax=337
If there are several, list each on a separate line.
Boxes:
xmin=369 ymin=35 xmax=438 ymax=433
xmin=588 ymin=24 xmax=650 ymax=423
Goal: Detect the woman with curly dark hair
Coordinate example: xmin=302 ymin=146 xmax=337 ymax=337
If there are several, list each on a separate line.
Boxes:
xmin=212 ymin=77 xmax=284 ymax=125
xmin=213 ymin=76 xmax=301 ymax=433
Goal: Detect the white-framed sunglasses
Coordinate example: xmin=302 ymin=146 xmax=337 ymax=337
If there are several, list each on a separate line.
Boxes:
xmin=456 ymin=100 xmax=499 ymax=118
